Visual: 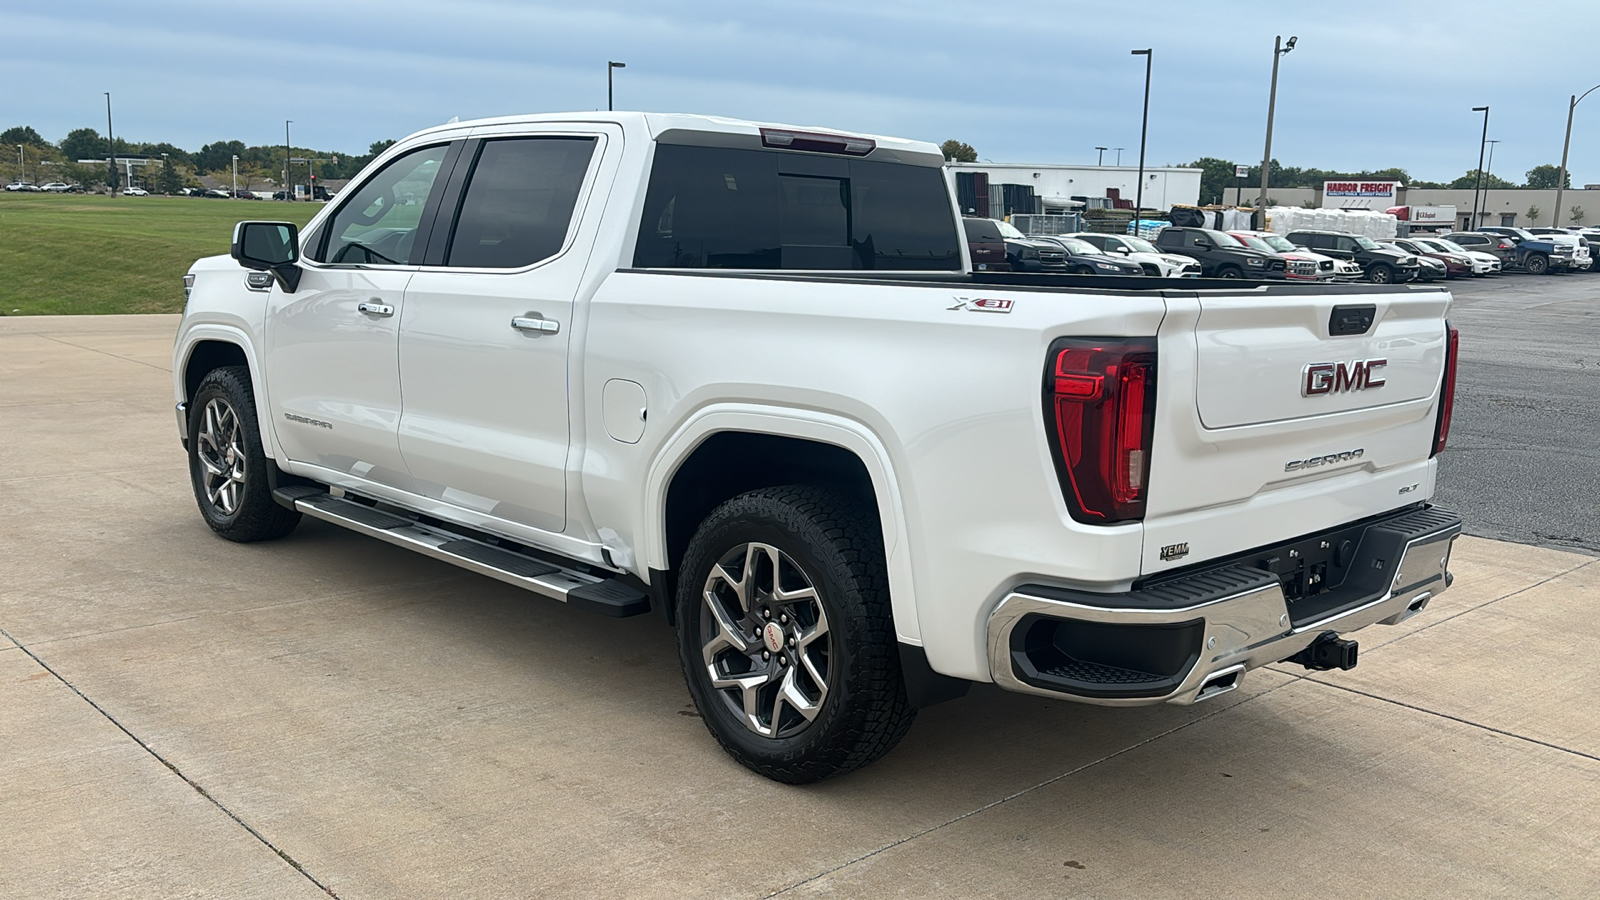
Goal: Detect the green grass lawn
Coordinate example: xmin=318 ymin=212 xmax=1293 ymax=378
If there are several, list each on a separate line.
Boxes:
xmin=0 ymin=193 xmax=320 ymax=315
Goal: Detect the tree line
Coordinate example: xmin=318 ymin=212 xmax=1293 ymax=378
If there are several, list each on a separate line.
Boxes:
xmin=0 ymin=124 xmax=394 ymax=192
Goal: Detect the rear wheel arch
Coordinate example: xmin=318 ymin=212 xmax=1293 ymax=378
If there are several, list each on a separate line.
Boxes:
xmin=646 ymin=414 xmax=917 ymax=641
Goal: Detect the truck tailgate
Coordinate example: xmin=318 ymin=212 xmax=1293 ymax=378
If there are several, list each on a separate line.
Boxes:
xmin=1142 ymin=286 xmax=1452 ymax=574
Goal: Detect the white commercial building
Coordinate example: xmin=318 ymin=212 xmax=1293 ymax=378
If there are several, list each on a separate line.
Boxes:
xmin=946 ymin=162 xmax=1201 ymax=215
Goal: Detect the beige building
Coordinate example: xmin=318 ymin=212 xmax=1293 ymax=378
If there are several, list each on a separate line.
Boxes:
xmin=1263 ymin=185 xmax=1600 ymax=229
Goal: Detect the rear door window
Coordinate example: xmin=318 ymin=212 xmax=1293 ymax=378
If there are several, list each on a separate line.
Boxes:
xmin=634 ymin=144 xmax=961 ymax=270
xmin=443 ymin=137 xmax=597 ymax=268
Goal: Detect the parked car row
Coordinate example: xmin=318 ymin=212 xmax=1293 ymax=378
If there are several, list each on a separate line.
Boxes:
xmin=4 ymin=181 xmax=84 ymax=192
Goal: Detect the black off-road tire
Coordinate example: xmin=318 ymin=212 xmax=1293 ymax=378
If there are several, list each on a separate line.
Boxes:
xmin=1367 ymin=264 xmax=1394 ymax=284
xmin=1216 ymin=265 xmax=1243 ymax=280
xmin=676 ymin=486 xmax=915 ymax=783
xmin=188 ymin=366 xmax=301 ymax=542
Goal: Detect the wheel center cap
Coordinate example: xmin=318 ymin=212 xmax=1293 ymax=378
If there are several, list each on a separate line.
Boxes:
xmin=761 ymin=622 xmax=785 ymax=654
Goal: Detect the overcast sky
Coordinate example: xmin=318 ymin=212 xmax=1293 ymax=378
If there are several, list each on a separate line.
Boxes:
xmin=7 ymin=1 xmax=1600 ymax=184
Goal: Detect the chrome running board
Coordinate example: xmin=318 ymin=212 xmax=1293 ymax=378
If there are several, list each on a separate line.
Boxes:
xmin=273 ymin=486 xmax=649 ymax=617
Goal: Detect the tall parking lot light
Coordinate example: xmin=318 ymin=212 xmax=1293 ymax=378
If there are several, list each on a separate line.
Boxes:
xmin=1470 ymin=106 xmax=1489 ymax=228
xmin=1095 ymin=146 xmax=1107 ymax=165
xmin=284 ymin=121 xmax=293 ymax=201
xmin=1484 ymin=139 xmax=1499 ymax=221
xmin=1131 ymin=49 xmax=1152 ymax=220
xmin=1257 ymin=35 xmax=1296 ymax=211
xmin=1554 ymin=85 xmax=1600 ymax=226
xmin=608 ymin=61 xmax=626 ymax=111
xmin=105 ymin=92 xmax=117 ymax=193
xmin=232 ymin=154 xmax=239 ymax=197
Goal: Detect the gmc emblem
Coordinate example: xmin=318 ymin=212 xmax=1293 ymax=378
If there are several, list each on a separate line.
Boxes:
xmin=1303 ymin=358 xmax=1387 ymax=396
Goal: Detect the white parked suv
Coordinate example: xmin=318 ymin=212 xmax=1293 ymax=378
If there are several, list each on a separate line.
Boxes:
xmin=1067 ymin=232 xmax=1200 ymax=277
xmin=173 ymin=112 xmax=1463 ymax=782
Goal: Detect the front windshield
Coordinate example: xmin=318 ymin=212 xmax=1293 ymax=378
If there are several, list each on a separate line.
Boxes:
xmin=1123 ymin=236 xmax=1159 ymax=253
xmin=1235 ymin=235 xmax=1274 ymax=254
xmin=1256 ymin=234 xmax=1296 ymax=252
xmin=1352 ymin=236 xmax=1381 ymax=250
xmin=1060 ymin=237 xmax=1099 ymax=255
xmin=997 ymin=221 xmax=1026 ymax=240
xmin=1205 ymin=230 xmax=1245 ymax=249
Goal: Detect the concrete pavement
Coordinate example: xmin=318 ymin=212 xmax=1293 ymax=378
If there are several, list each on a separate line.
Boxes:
xmin=2 ymin=315 xmax=1597 ymax=899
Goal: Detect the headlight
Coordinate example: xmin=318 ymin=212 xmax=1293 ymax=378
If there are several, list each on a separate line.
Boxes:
xmin=1096 ymin=262 xmax=1117 ymax=270
xmin=1246 ymin=257 xmax=1265 ymax=267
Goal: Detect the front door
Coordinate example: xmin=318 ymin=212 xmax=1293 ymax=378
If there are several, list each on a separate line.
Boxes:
xmin=397 ymin=130 xmax=609 ymax=533
xmin=264 ymin=142 xmax=454 ymax=492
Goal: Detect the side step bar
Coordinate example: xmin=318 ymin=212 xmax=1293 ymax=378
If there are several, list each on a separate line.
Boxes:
xmin=274 ymin=486 xmax=649 ymax=618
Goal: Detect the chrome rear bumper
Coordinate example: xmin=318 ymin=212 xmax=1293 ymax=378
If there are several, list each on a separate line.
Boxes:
xmin=987 ymin=506 xmax=1462 ymax=706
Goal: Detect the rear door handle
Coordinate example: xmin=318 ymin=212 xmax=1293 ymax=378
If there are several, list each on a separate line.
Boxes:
xmin=511 ymin=315 xmax=560 ymax=335
xmin=358 ymin=300 xmax=394 ymax=317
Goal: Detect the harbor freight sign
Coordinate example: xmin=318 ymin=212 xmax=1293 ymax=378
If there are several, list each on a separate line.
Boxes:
xmin=1324 ymin=180 xmax=1400 ymax=198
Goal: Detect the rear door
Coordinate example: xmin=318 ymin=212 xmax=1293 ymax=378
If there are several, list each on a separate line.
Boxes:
xmin=395 ymin=126 xmax=615 ymax=534
xmin=1141 ymin=286 xmax=1451 ymax=573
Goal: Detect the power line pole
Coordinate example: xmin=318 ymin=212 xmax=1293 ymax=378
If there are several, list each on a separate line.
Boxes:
xmin=1257 ymin=36 xmax=1297 ymax=209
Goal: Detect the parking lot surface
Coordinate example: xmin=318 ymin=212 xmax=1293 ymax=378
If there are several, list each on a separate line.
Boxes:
xmin=2 ymin=314 xmax=1597 ymax=898
xmin=1436 ymin=272 xmax=1600 ymax=555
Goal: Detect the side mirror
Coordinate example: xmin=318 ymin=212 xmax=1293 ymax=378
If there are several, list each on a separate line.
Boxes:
xmin=1114 ymin=246 xmax=1131 ymax=254
xmin=231 ymin=221 xmax=302 ymax=292
xmin=1193 ymin=239 xmax=1211 ymax=248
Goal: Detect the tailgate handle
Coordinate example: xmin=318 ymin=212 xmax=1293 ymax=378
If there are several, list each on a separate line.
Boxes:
xmin=1330 ymin=304 xmax=1376 ymax=336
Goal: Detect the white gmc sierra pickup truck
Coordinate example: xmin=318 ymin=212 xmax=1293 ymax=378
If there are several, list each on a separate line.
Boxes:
xmin=174 ymin=112 xmax=1462 ymax=783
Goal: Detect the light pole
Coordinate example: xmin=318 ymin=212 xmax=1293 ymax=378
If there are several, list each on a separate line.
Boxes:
xmin=284 ymin=120 xmax=293 ymax=201
xmin=161 ymin=152 xmax=169 ymax=194
xmin=105 ymin=92 xmax=116 ymax=193
xmin=16 ymin=145 xmax=22 ymax=184
xmin=1483 ymin=139 xmax=1499 ymax=224
xmin=1470 ymin=106 xmax=1489 ymax=228
xmin=1257 ymin=35 xmax=1296 ymax=210
xmin=1095 ymin=146 xmax=1108 ymax=166
xmin=1131 ymin=49 xmax=1152 ymax=221
xmin=1554 ymin=85 xmax=1600 ymax=226
xmin=1114 ymin=147 xmax=1124 ymax=166
xmin=608 ymin=61 xmax=626 ymax=111
xmin=232 ymin=154 xmax=239 ymax=197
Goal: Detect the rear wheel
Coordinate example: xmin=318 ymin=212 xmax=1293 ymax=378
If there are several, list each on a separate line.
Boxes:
xmin=1367 ymin=264 xmax=1394 ymax=284
xmin=188 ymin=367 xmax=301 ymax=542
xmin=676 ymin=486 xmax=914 ymax=783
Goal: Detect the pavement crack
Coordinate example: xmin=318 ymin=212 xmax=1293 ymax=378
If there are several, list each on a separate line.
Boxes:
xmin=763 ymin=676 xmax=1307 ymax=898
xmin=0 ymin=626 xmax=341 ymax=898
xmin=32 ymin=333 xmax=172 ymax=372
xmin=1361 ymin=557 xmax=1598 ymax=654
xmin=1302 ymin=679 xmax=1600 ymax=765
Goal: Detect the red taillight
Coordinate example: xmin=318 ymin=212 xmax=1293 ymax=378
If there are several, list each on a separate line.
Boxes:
xmin=1045 ymin=339 xmax=1157 ymax=523
xmin=1432 ymin=324 xmax=1459 ymax=457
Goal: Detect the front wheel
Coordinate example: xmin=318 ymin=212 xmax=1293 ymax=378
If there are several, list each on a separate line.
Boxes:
xmin=1216 ymin=265 xmax=1243 ymax=279
xmin=1367 ymin=264 xmax=1394 ymax=284
xmin=676 ymin=486 xmax=915 ymax=783
xmin=1525 ymin=253 xmax=1550 ymax=275
xmin=187 ymin=366 xmax=301 ymax=542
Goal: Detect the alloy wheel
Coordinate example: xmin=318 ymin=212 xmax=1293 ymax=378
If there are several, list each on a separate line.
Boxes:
xmin=699 ymin=542 xmax=831 ymax=739
xmin=196 ymin=398 xmax=247 ymax=516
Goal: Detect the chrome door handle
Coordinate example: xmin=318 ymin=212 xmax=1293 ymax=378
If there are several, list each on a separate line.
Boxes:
xmin=511 ymin=315 xmax=560 ymax=335
xmin=358 ymin=300 xmax=395 ymax=317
